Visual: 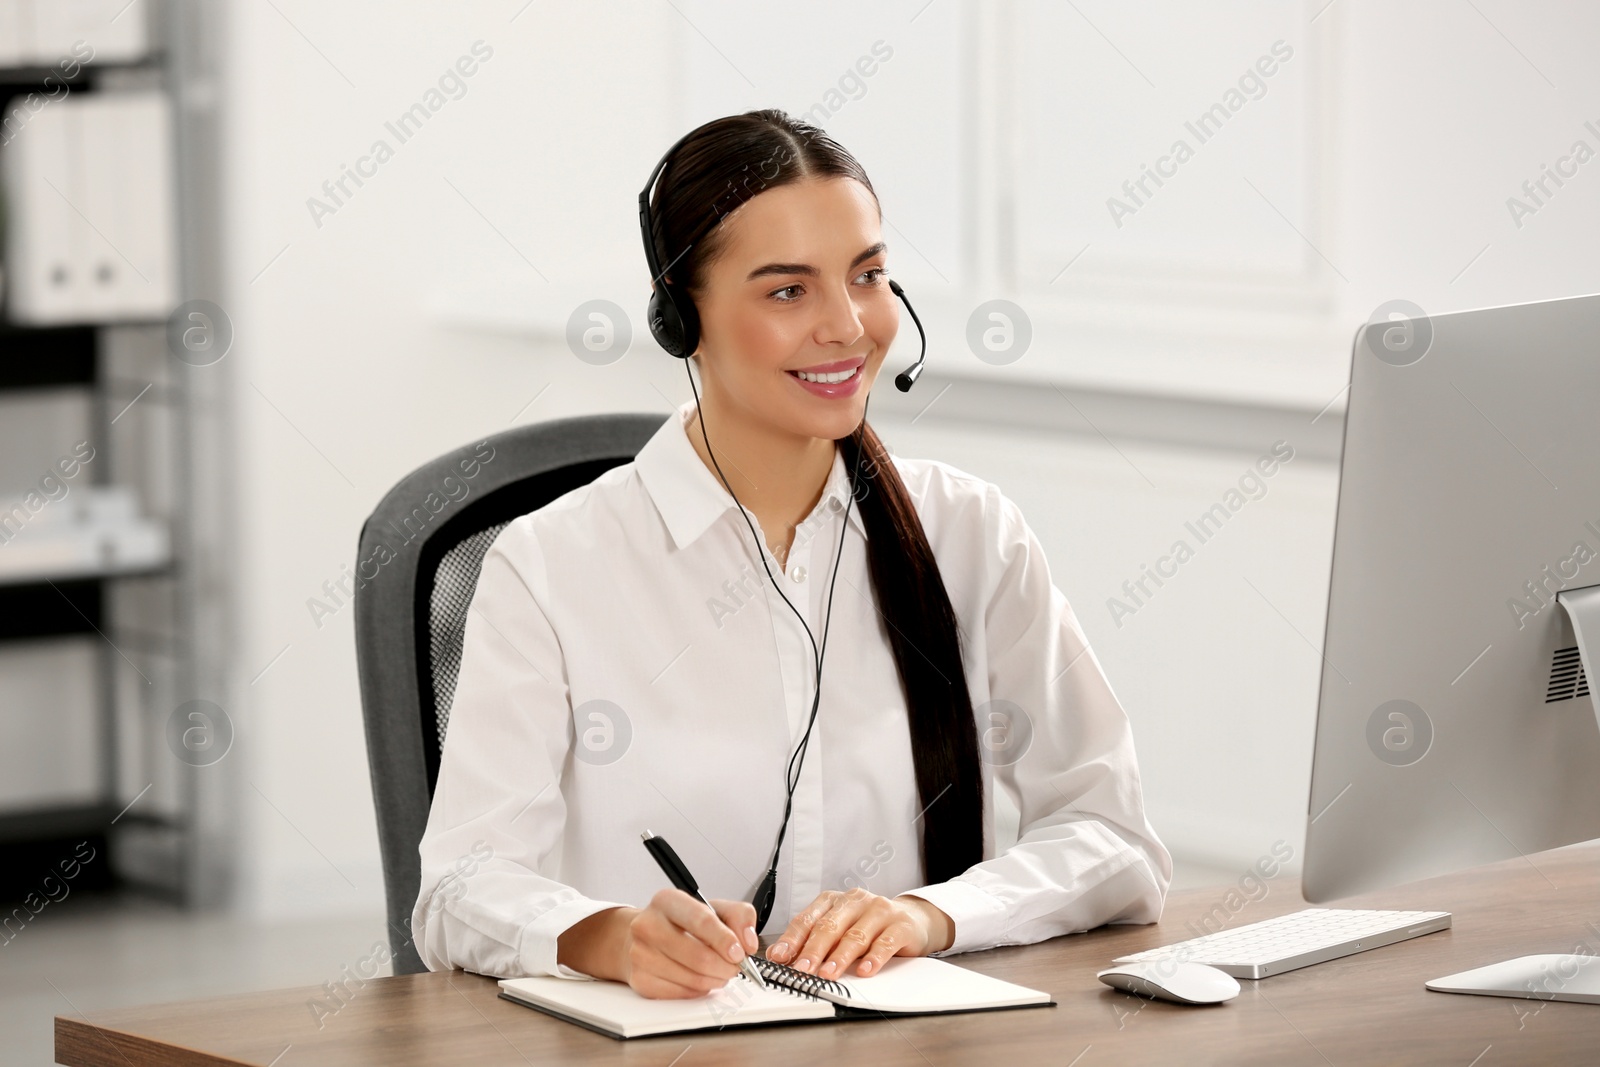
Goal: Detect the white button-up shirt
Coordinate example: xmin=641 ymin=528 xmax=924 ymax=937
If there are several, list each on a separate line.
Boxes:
xmin=412 ymin=399 xmax=1172 ymax=979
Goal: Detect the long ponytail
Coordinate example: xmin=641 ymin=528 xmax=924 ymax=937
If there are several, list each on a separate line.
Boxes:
xmin=838 ymin=419 xmax=985 ymax=883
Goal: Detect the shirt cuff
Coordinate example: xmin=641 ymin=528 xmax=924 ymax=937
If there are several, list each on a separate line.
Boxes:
xmin=898 ymin=880 xmax=1008 ymax=956
xmin=518 ymin=897 xmax=631 ymax=979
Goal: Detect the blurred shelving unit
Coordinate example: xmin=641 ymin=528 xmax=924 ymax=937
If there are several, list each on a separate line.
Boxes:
xmin=0 ymin=0 xmax=232 ymax=909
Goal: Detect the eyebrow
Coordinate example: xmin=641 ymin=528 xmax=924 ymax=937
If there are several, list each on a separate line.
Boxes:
xmin=744 ymin=242 xmax=887 ymax=282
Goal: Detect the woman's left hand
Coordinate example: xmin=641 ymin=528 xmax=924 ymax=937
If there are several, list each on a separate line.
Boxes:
xmin=766 ymin=888 xmax=954 ymax=978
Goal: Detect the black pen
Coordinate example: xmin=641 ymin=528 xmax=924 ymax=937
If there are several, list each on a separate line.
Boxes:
xmin=640 ymin=830 xmax=768 ymax=989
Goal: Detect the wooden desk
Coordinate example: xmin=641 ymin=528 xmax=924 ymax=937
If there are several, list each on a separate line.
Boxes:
xmin=57 ymin=842 xmax=1600 ymax=1065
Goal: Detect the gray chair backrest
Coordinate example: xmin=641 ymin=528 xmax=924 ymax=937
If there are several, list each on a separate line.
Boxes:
xmin=353 ymin=411 xmax=666 ymax=975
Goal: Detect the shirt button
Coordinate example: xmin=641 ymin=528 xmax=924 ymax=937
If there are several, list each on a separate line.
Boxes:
xmin=789 ymin=565 xmax=807 ymax=583
xmin=829 ymin=496 xmax=843 ymax=512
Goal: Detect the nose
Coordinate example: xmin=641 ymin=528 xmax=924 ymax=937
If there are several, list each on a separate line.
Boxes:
xmin=813 ymin=281 xmax=866 ymax=348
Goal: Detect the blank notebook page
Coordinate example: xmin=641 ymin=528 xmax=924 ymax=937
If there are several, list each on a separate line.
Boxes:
xmin=498 ymin=973 xmax=831 ymax=1038
xmin=825 ymin=956 xmax=1051 ymax=1013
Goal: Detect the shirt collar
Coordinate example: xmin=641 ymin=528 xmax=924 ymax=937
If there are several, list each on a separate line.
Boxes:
xmin=635 ymin=399 xmax=870 ymax=552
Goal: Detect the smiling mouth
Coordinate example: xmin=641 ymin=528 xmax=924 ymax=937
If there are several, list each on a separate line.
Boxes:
xmin=788 ymin=365 xmax=862 ymax=384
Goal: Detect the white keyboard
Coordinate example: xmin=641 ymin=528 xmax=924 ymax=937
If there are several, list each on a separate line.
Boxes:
xmin=1113 ymin=908 xmax=1452 ymax=979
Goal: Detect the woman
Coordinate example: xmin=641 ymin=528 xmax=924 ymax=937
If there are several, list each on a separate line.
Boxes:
xmin=412 ymin=109 xmax=1172 ymax=1000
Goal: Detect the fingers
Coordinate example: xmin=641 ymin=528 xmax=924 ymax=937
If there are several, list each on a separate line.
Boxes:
xmin=640 ymin=889 xmax=745 ymax=983
xmin=629 ymin=963 xmax=722 ymax=999
xmin=655 ymin=888 xmax=748 ymax=967
xmin=628 ymin=932 xmax=735 ymax=998
xmin=626 ymin=891 xmax=768 ymax=1000
xmin=710 ymin=897 xmax=760 ymax=956
xmin=854 ymin=920 xmax=913 ymax=976
xmin=817 ymin=902 xmax=896 ymax=980
xmin=768 ymin=890 xmax=840 ymax=966
xmin=767 ymin=890 xmax=926 ymax=979
xmin=792 ymin=889 xmax=874 ymax=975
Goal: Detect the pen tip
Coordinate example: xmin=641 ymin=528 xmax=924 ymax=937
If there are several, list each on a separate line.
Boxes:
xmin=640 ymin=830 xmax=653 ymax=841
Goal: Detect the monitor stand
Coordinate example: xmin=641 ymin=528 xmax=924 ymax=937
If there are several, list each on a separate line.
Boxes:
xmin=1561 ymin=585 xmax=1600 ymax=737
xmin=1424 ymin=585 xmax=1600 ymax=1004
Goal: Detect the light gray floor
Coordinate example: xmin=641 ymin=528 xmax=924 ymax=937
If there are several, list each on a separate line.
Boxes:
xmin=2 ymin=890 xmax=390 ymax=1067
xmin=4 ymin=856 xmax=1242 ymax=1065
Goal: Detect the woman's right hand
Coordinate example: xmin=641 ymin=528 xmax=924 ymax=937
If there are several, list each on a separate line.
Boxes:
xmin=559 ymin=889 xmax=760 ymax=999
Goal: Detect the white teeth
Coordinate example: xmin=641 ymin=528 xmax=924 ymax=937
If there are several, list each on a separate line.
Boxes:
xmin=793 ymin=366 xmax=859 ymax=384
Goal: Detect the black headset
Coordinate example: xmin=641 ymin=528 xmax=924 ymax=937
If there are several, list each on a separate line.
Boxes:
xmin=637 ymin=124 xmax=926 ymax=932
xmin=637 ymin=125 xmax=928 ymax=387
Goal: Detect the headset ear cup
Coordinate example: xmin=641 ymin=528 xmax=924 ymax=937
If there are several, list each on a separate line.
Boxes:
xmin=648 ymin=286 xmax=688 ymax=358
xmin=674 ymin=291 xmax=700 ymax=359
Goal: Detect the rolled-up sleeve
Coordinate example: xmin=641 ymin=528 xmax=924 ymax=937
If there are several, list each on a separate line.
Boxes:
xmin=411 ymin=517 xmax=626 ymax=979
xmin=901 ymin=483 xmax=1173 ymax=954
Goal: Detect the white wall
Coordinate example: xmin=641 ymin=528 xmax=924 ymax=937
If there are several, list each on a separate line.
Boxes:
xmin=221 ymin=0 xmax=693 ymax=917
xmin=199 ymin=0 xmax=1600 ymax=919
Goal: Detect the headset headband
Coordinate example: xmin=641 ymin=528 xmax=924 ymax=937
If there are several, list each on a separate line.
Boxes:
xmin=637 ymin=126 xmax=705 ymax=289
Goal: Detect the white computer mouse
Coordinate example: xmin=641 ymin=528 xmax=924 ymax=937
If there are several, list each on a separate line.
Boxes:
xmin=1096 ymin=960 xmax=1241 ymax=1005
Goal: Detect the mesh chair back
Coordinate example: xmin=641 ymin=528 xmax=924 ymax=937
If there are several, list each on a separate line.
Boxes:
xmin=427 ymin=524 xmax=507 ymax=749
xmin=353 ymin=411 xmax=665 ymax=974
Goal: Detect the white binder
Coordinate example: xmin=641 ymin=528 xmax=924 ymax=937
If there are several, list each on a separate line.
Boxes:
xmin=2 ymin=89 xmax=176 ymax=323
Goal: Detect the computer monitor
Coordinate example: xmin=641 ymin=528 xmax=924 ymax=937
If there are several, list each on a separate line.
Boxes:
xmin=1303 ymin=291 xmax=1600 ymax=925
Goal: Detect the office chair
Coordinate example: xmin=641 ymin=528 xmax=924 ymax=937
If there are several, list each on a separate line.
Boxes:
xmin=353 ymin=411 xmax=665 ymax=975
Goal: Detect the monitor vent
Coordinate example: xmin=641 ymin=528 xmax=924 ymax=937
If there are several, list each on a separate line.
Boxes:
xmin=1545 ymin=646 xmax=1591 ymax=703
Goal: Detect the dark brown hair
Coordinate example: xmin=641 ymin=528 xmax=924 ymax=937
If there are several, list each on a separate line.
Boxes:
xmin=647 ymin=109 xmax=984 ymax=885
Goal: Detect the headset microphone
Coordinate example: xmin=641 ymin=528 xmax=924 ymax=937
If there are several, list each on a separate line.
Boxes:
xmin=889 ymin=279 xmax=927 ymax=393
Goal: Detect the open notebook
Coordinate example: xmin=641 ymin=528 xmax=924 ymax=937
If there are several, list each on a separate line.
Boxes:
xmin=497 ymin=954 xmax=1054 ymax=1039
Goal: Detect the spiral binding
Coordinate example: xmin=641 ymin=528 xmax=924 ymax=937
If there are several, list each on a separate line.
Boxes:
xmin=751 ymin=955 xmax=852 ymax=1001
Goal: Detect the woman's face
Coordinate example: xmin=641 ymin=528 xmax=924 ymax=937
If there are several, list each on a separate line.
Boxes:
xmin=688 ymin=176 xmax=897 ymax=443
